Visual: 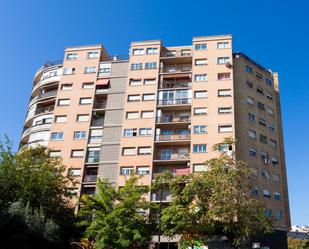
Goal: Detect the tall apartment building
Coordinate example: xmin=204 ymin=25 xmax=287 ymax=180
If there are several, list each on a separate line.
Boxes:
xmin=20 ymin=35 xmax=290 ymax=248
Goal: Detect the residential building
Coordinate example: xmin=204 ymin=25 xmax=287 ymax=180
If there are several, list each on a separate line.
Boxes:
xmin=20 ymin=35 xmax=290 ymax=249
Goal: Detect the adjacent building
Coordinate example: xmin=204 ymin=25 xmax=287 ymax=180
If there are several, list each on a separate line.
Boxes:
xmin=20 ymin=35 xmax=290 ymax=248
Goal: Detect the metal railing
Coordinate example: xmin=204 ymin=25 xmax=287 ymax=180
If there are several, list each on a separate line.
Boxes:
xmin=85 ymin=157 xmax=100 ymax=164
xmin=156 ymin=115 xmax=190 ymax=123
xmin=159 ymin=81 xmax=192 ymax=89
xmin=83 ymin=175 xmax=98 ymax=182
xmin=91 ymin=118 xmax=104 ymax=127
xmin=157 ymin=98 xmax=192 ymax=106
xmin=93 ymin=101 xmax=107 ymax=109
xmin=154 ymin=153 xmax=190 ymax=161
xmin=161 ymin=64 xmax=192 ymax=73
xmin=34 ymin=106 xmax=54 ymax=116
xmin=155 ymin=133 xmax=190 ymax=141
xmin=161 ymin=51 xmax=192 ymax=57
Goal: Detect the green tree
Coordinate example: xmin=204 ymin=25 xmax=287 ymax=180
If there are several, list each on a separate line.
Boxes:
xmin=0 ymin=139 xmax=77 ymax=247
xmin=78 ymin=175 xmax=153 ymax=249
xmin=155 ymin=139 xmax=273 ymax=248
xmin=288 ymin=237 xmax=309 ymax=249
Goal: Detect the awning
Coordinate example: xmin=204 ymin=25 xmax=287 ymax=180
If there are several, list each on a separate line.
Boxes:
xmin=96 ymin=78 xmax=109 ymax=85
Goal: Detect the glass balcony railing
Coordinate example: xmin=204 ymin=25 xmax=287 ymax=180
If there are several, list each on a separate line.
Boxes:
xmin=159 ymin=80 xmax=192 ymax=89
xmin=85 ymin=157 xmax=100 ymax=164
xmin=157 ymin=98 xmax=192 ymax=106
xmin=156 ymin=114 xmax=190 ymax=123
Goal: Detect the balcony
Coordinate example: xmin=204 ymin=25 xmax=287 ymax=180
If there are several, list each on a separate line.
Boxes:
xmin=159 ymin=80 xmax=192 ymax=89
xmin=93 ymin=101 xmax=107 ymax=110
xmin=161 ymin=51 xmax=192 ymax=58
xmin=151 ymin=188 xmax=172 ymax=202
xmin=152 ymin=167 xmax=190 ymax=179
xmin=29 ymin=89 xmax=57 ymax=107
xmin=161 ymin=64 xmax=192 ymax=74
xmin=85 ymin=156 xmax=100 ymax=164
xmin=154 ymin=152 xmax=190 ymax=162
xmin=155 ymin=132 xmax=190 ymax=142
xmin=83 ymin=175 xmax=98 ymax=183
xmin=156 ymin=113 xmax=190 ymax=124
xmin=35 ymin=106 xmax=54 ymax=116
xmin=21 ymin=123 xmax=52 ymax=142
xmin=157 ymin=98 xmax=192 ymax=107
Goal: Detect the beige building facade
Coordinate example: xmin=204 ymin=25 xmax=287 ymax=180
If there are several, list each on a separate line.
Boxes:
xmin=20 ymin=35 xmax=290 ymax=248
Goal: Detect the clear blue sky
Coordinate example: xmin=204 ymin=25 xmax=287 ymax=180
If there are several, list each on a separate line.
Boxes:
xmin=0 ymin=0 xmax=308 ymax=226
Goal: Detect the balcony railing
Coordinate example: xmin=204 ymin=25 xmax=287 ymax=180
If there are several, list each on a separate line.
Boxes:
xmin=161 ymin=51 xmax=192 ymax=57
xmin=91 ymin=118 xmax=104 ymax=127
xmin=83 ymin=175 xmax=98 ymax=183
xmin=153 ymin=168 xmax=190 ymax=178
xmin=155 ymin=133 xmax=190 ymax=141
xmin=157 ymin=98 xmax=192 ymax=106
xmin=154 ymin=153 xmax=190 ymax=161
xmin=93 ymin=101 xmax=107 ymax=109
xmin=34 ymin=106 xmax=54 ymax=115
xmin=159 ymin=81 xmax=192 ymax=89
xmin=156 ymin=115 xmax=190 ymax=123
xmin=85 ymin=157 xmax=100 ymax=164
xmin=161 ymin=64 xmax=192 ymax=73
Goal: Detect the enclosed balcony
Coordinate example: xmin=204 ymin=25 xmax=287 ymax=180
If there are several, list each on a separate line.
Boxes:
xmin=156 ymin=111 xmax=191 ymax=125
xmin=85 ymin=148 xmax=101 ymax=164
xmin=160 ymin=47 xmax=192 ymax=64
xmin=155 ymin=129 xmax=190 ymax=144
xmin=154 ymin=146 xmax=190 ymax=164
xmin=83 ymin=168 xmax=98 ymax=183
xmin=159 ymin=77 xmax=192 ymax=90
xmin=157 ymin=98 xmax=192 ymax=109
xmin=160 ymin=64 xmax=192 ymax=74
xmin=152 ymin=166 xmax=190 ymax=179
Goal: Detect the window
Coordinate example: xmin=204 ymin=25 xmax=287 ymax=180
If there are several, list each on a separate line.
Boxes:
xmin=259 ymin=118 xmax=266 ymax=127
xmin=218 ymin=89 xmax=232 ymax=97
xmin=252 ymin=187 xmax=259 ymax=196
xmin=141 ymin=111 xmax=153 ymax=118
xmin=73 ymin=131 xmax=87 ymax=139
xmin=66 ymin=53 xmax=78 ymax=60
xmin=89 ymin=129 xmax=103 ymax=143
xmin=82 ymin=82 xmax=94 ymax=89
xmin=49 ymin=150 xmax=61 ymax=158
xmin=249 ymin=148 xmax=257 ymax=156
xmin=246 ymin=80 xmax=253 ymax=88
xmin=217 ymin=42 xmax=229 ymax=49
xmin=267 ymin=107 xmax=274 ymax=116
xmin=195 ymin=43 xmax=207 ymax=50
xmin=145 ymin=62 xmax=157 ymax=69
xmin=195 ymin=59 xmax=207 ymax=66
xmin=193 ymin=164 xmax=206 ymax=172
xmin=260 ymin=153 xmax=269 ymax=164
xmin=139 ymin=128 xmax=152 ymax=136
xmin=271 ymin=156 xmax=279 ymax=165
xmin=258 ymin=102 xmax=265 ymax=111
xmin=122 ymin=147 xmax=136 ymax=156
xmin=77 ymin=114 xmax=89 ymax=122
xmin=138 ymin=147 xmax=151 ymax=155
xmin=217 ymin=57 xmax=230 ymax=64
xmin=268 ymin=124 xmax=275 ymax=133
xmin=129 ymin=79 xmax=142 ymax=86
xmin=263 ymin=189 xmax=271 ymax=198
xmin=260 ymin=134 xmax=267 ymax=144
xmin=218 ymin=72 xmax=231 ymax=80
xmin=265 ymin=78 xmax=272 ymax=86
xmin=275 ymin=211 xmax=282 ymax=220
xmin=218 ymin=125 xmax=233 ymax=133
xmin=218 ymin=144 xmax=232 ymax=152
xmin=246 ymin=96 xmax=254 ymax=105
xmin=266 ymin=93 xmax=273 ymax=100
xmin=144 ymin=78 xmax=156 ymax=85
xmin=146 ymin=47 xmax=158 ymax=54
xmin=128 ymin=95 xmax=141 ymax=102
xmin=194 ymin=107 xmax=207 ymax=115
xmin=131 ymin=63 xmax=143 ymax=70
xmin=248 ymin=130 xmax=256 ymax=139
xmin=136 ymin=166 xmax=150 ymax=175
xmin=35 ymin=117 xmax=52 ymax=125
xmin=194 ymin=74 xmax=208 ymax=82
xmin=132 ymin=48 xmax=145 ymax=55
xmin=124 ymin=128 xmax=137 ymax=137
xmin=61 ymin=83 xmax=73 ymax=91
xmin=55 ymin=115 xmax=67 ymax=123
xmin=248 ymin=112 xmax=255 ymax=122
xmin=218 ymin=107 xmax=232 ymax=114
xmin=51 ymin=132 xmax=63 ymax=140
xmin=270 ymin=139 xmax=277 ymax=148
xmin=58 ymin=99 xmax=70 ymax=106
xmin=262 ymin=170 xmax=270 ymax=180
xmin=87 ymin=51 xmax=99 ymax=59
xmin=86 ymin=148 xmax=101 ymax=163
xmin=142 ymin=94 xmax=155 ymax=101
xmin=273 ymin=174 xmax=280 ymax=182
xmin=120 ymin=167 xmax=134 ymax=175
xmin=84 ymin=66 xmax=96 ymax=74
xmin=245 ymin=65 xmax=253 ymax=73
xmin=193 ymin=144 xmax=207 ymax=153
xmin=68 ymin=168 xmax=81 ymax=176
xmin=71 ymin=150 xmax=84 ymax=158
xmin=256 ymin=72 xmax=263 ymax=80
xmin=274 ymin=192 xmax=281 ymax=200
xmin=257 ymin=87 xmax=264 ymax=95
xmin=194 ymin=125 xmax=207 ymax=134
xmin=126 ymin=112 xmax=139 ymax=119
xmin=194 ymin=91 xmax=208 ymax=98
xmin=63 ymin=68 xmax=75 ymax=75
xmin=79 ymin=98 xmax=92 ymax=105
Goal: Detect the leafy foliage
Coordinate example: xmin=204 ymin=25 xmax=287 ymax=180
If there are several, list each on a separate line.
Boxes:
xmin=288 ymin=237 xmax=309 ymax=249
xmin=155 ymin=139 xmax=273 ymax=248
xmin=0 ymin=138 xmax=77 ymax=247
xmin=78 ymin=175 xmax=153 ymax=249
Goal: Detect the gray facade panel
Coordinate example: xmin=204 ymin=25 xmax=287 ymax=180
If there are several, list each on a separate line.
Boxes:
xmin=102 ymin=127 xmax=122 ymax=144
xmin=106 ymin=93 xmax=125 ymax=109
